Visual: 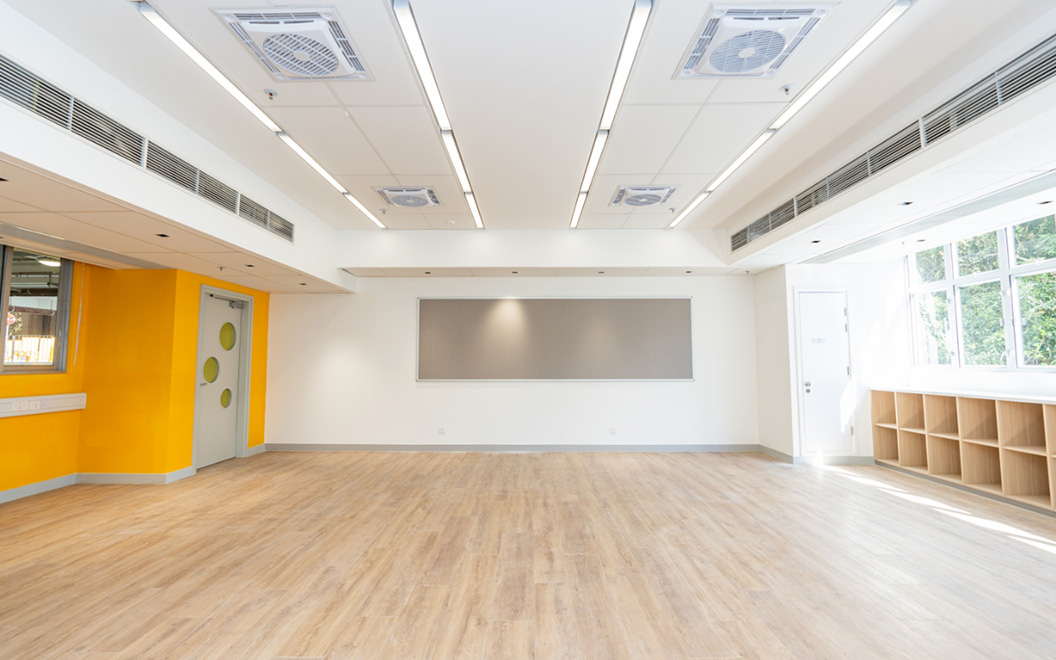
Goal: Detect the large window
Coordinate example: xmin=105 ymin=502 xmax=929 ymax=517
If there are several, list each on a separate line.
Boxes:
xmin=909 ymin=215 xmax=1056 ymax=369
xmin=0 ymin=245 xmax=72 ymax=373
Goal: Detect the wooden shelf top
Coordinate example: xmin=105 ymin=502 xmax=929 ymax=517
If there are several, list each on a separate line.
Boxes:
xmin=929 ymin=431 xmax=961 ymax=441
xmin=870 ymin=387 xmax=1056 ymax=406
xmin=874 ymin=422 xmax=898 ymax=429
xmin=1004 ymin=445 xmax=1048 ymax=457
xmin=875 ymin=458 xmax=900 ymax=466
xmin=902 ymin=465 xmax=929 ymax=474
xmin=930 ymin=473 xmax=964 ymax=484
xmin=900 ymin=426 xmax=926 ymax=435
xmin=962 ymin=438 xmax=1000 ymax=448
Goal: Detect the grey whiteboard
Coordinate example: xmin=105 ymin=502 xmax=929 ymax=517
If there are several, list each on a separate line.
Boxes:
xmin=417 ymin=298 xmax=692 ymax=381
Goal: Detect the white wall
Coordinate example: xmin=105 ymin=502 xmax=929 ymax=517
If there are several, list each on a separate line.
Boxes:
xmin=753 ymin=267 xmax=794 ymax=456
xmin=752 ymin=261 xmax=911 ymax=460
xmin=265 ymin=276 xmax=760 ymax=448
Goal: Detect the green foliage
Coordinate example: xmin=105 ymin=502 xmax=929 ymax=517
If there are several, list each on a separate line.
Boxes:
xmin=957 ymin=231 xmax=999 ymax=276
xmin=915 ymin=246 xmax=945 ymax=283
xmin=916 ymin=292 xmax=951 ymax=365
xmin=960 ymin=282 xmax=1005 ymax=365
xmin=1018 ymin=271 xmax=1056 ymax=366
xmin=1014 ymin=215 xmax=1056 ymax=265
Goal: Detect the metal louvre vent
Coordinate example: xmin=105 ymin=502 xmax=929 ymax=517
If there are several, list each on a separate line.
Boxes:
xmin=0 ymin=55 xmax=69 ymax=127
xmin=146 ymin=143 xmax=196 ymax=192
xmin=730 ymin=31 xmax=1056 ymax=252
xmin=238 ymin=195 xmax=270 ymax=228
xmin=0 ymin=52 xmax=295 ymax=243
xmin=71 ymin=99 xmax=143 ymax=164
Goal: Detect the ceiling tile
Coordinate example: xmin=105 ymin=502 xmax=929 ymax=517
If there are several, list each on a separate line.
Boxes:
xmin=622 ymin=213 xmax=678 ymax=229
xmin=599 ymin=105 xmax=700 ymax=175
xmin=268 ymin=106 xmax=389 ymax=176
xmin=191 ymin=252 xmax=293 ymax=276
xmin=423 ymin=214 xmax=474 ymax=230
xmin=662 ymin=103 xmax=787 ymax=175
xmin=349 ymin=106 xmax=452 ymax=175
xmin=66 ymin=212 xmax=232 ymax=252
xmin=1 ymin=213 xmax=159 ymax=253
xmin=0 ymin=196 xmax=42 ymax=213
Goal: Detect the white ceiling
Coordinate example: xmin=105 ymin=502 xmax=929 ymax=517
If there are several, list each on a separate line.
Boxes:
xmin=0 ymin=0 xmax=1054 ymax=278
xmin=0 ymin=158 xmax=344 ymax=292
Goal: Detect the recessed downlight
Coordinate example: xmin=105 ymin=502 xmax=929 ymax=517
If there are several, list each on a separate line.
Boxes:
xmin=37 ymin=258 xmax=61 ymax=267
xmin=156 ymin=233 xmax=170 ymax=238
xmin=1039 ymin=200 xmax=1053 ymax=205
xmin=900 ymin=201 xmax=914 ymax=206
xmin=811 ymin=240 xmax=821 ymax=244
xmin=245 ymin=264 xmax=255 ymax=268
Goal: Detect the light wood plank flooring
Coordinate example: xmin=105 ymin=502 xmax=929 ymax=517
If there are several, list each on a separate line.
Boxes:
xmin=3 ymin=451 xmax=1056 ymax=659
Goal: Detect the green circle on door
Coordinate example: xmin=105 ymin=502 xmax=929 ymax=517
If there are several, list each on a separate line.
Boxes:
xmin=203 ymin=357 xmax=219 ymax=383
xmin=220 ymin=388 xmax=232 ymax=408
xmin=219 ymin=322 xmax=236 ymax=351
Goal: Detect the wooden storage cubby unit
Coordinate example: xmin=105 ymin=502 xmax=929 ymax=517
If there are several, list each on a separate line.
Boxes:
xmin=872 ymin=389 xmax=1056 ymax=512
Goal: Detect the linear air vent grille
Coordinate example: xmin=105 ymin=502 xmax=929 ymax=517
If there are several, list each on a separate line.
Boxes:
xmin=0 ymin=52 xmax=295 ymax=243
xmin=730 ymin=31 xmax=1056 ymax=252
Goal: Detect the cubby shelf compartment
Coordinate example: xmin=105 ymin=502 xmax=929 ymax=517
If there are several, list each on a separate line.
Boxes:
xmin=896 ymin=392 xmax=925 ymax=431
xmin=899 ymin=430 xmax=928 ymax=470
xmin=962 ymin=442 xmax=1002 ymax=494
xmin=1001 ymin=450 xmax=1050 ymax=509
xmin=998 ymin=400 xmax=1047 ymax=452
xmin=871 ymin=391 xmax=897 ymax=426
xmin=873 ymin=425 xmax=899 ymax=462
xmin=927 ymin=435 xmax=961 ymax=479
xmin=872 ymin=390 xmax=1056 ymax=513
xmin=924 ymin=395 xmax=958 ymax=436
xmin=958 ymin=397 xmax=999 ymax=446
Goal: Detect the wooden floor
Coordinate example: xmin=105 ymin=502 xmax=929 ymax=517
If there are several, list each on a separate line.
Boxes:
xmin=3 ymin=452 xmax=1056 ymax=659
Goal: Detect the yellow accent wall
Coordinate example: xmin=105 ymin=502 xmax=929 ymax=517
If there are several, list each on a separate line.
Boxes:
xmin=1 ymin=264 xmax=269 ymax=493
xmin=0 ymin=263 xmax=88 ymax=492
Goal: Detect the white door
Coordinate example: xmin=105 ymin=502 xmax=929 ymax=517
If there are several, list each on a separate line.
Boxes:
xmin=797 ymin=291 xmax=853 ymax=455
xmin=195 ymin=293 xmax=243 ymax=468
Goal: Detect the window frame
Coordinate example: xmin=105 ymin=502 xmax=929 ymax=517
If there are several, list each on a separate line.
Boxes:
xmin=0 ymin=244 xmax=73 ymax=374
xmin=908 ymin=219 xmax=1056 ymax=372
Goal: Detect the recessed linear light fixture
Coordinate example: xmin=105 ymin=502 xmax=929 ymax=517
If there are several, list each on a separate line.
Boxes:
xmin=667 ymin=0 xmax=912 ymax=229
xmin=135 ymin=1 xmax=386 ymax=229
xmin=393 ymin=0 xmax=484 ymax=229
xmin=570 ymin=0 xmax=652 ymax=229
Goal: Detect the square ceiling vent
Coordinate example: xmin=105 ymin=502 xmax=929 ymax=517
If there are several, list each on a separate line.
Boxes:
xmin=216 ymin=9 xmax=371 ymax=81
xmin=676 ymin=5 xmax=830 ymax=79
xmin=375 ymin=187 xmax=441 ymax=208
xmin=611 ymin=186 xmax=677 ymax=208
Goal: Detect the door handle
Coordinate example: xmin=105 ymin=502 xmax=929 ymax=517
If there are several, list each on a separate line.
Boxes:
xmin=199 ymin=382 xmax=208 ymax=387
xmin=804 ymin=381 xmax=811 ymax=387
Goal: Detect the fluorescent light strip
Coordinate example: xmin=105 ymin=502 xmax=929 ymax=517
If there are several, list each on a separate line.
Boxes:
xmin=395 ymin=1 xmax=482 ymax=228
xmin=580 ymin=131 xmax=609 ymax=193
xmin=343 ymin=193 xmax=386 ymax=229
xmin=667 ymin=192 xmax=709 ymax=229
xmin=138 ymin=2 xmax=386 ymax=229
xmin=570 ymin=192 xmax=589 ymax=229
xmin=441 ymin=132 xmax=472 ymax=192
xmin=770 ymin=0 xmax=911 ymax=130
xmin=465 ymin=192 xmax=484 ymax=229
xmin=138 ymin=3 xmax=280 ymax=133
xmin=392 ymin=0 xmax=452 ymax=131
xmin=705 ymin=130 xmax=775 ymax=193
xmin=571 ymin=0 xmax=653 ymax=228
xmin=600 ymin=0 xmax=652 ymax=130
xmin=277 ymin=133 xmax=347 ymax=194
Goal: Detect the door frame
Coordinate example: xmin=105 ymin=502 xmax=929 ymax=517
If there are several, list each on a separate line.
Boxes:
xmin=192 ymin=285 xmax=254 ymax=469
xmin=792 ymin=286 xmax=854 ymax=459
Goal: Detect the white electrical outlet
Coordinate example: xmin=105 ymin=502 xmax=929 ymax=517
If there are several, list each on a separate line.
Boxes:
xmin=11 ymin=401 xmax=29 ymax=412
xmin=29 ymin=400 xmax=41 ymax=411
xmin=609 ymin=427 xmax=617 ymax=435
xmin=438 ymin=427 xmax=446 ymax=435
